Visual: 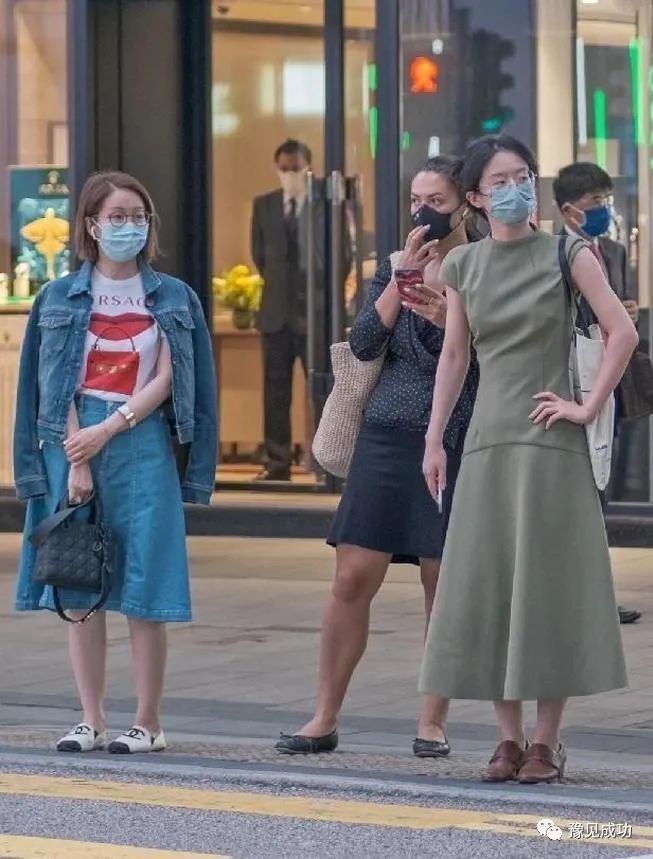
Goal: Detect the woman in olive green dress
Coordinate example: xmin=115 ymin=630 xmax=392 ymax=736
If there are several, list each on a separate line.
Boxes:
xmin=420 ymin=135 xmax=638 ymax=784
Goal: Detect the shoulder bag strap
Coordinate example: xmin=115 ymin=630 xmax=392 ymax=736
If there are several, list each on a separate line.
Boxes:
xmin=53 ymin=566 xmax=112 ymax=625
xmin=558 ymin=235 xmax=595 ymax=336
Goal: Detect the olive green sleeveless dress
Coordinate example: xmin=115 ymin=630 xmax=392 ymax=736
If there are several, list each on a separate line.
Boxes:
xmin=419 ymin=231 xmax=627 ymax=700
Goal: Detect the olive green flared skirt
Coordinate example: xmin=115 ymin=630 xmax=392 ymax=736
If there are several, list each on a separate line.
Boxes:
xmin=419 ymin=444 xmax=627 ymax=701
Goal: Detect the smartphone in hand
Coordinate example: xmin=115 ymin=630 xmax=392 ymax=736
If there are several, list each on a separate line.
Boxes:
xmin=395 ymin=268 xmax=428 ymax=305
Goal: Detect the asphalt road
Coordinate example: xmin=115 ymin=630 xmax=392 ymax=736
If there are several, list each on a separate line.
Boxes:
xmin=1 ymin=750 xmax=652 ymax=859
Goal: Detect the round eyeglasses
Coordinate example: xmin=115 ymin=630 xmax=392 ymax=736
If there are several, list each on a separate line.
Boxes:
xmin=95 ymin=211 xmax=151 ymax=228
xmin=479 ymin=171 xmax=536 ymax=195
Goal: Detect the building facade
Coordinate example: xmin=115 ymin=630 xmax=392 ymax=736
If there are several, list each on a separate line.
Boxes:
xmin=0 ymin=0 xmax=651 ymax=510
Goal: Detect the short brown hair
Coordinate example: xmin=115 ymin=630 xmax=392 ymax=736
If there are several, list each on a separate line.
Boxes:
xmin=74 ymin=170 xmax=160 ymax=263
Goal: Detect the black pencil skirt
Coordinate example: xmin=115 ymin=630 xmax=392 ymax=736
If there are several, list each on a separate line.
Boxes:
xmin=327 ymin=421 xmax=463 ymax=565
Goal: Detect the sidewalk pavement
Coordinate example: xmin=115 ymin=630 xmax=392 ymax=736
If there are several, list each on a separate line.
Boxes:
xmin=0 ymin=534 xmax=652 ymax=789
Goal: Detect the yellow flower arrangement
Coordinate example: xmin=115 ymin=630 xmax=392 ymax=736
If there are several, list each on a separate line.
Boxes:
xmin=212 ymin=265 xmax=263 ymax=312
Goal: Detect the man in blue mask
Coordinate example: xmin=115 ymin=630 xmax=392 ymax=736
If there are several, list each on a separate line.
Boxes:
xmin=554 ymin=162 xmax=641 ymax=625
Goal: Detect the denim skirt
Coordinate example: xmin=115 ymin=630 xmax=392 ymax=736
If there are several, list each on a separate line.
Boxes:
xmin=327 ymin=421 xmax=463 ymax=565
xmin=15 ymin=394 xmax=191 ymax=622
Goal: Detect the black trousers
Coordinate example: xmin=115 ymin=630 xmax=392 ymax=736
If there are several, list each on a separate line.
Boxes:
xmin=262 ymin=325 xmax=307 ymax=473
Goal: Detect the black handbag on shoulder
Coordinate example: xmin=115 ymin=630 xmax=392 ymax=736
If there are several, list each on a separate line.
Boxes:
xmin=30 ymin=492 xmax=115 ymax=624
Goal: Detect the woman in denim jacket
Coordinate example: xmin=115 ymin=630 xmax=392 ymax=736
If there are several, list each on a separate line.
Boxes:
xmin=13 ymin=171 xmax=217 ymax=754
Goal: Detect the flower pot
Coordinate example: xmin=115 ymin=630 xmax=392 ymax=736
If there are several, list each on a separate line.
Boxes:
xmin=232 ymin=308 xmax=254 ymax=330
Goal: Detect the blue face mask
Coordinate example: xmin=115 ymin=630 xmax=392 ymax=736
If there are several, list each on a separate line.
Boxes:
xmin=95 ymin=222 xmax=149 ymax=263
xmin=577 ymin=204 xmax=611 ymax=238
xmin=489 ymin=179 xmax=537 ymax=226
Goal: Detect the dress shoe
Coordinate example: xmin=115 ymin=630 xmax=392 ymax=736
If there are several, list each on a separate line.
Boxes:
xmin=482 ymin=740 xmax=526 ymax=782
xmin=413 ymin=736 xmax=451 ymax=758
xmin=518 ymin=742 xmax=566 ymax=784
xmin=618 ymin=606 xmax=642 ymax=624
xmin=275 ymin=730 xmax=338 ymax=755
xmin=254 ymin=468 xmax=291 ymax=482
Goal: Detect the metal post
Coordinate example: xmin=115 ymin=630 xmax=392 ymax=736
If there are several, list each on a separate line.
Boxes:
xmin=180 ymin=0 xmax=213 ymax=322
xmin=66 ymin=0 xmax=89 ymax=269
xmin=329 ymin=169 xmax=346 ymax=345
xmin=306 ymin=170 xmax=318 ymax=378
xmin=375 ymin=0 xmax=400 ymax=259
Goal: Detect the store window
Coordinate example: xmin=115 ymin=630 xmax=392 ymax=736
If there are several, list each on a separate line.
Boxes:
xmin=399 ymin=0 xmax=535 ymax=236
xmin=0 ymin=0 xmax=69 ymax=295
xmin=575 ymin=0 xmax=652 ymax=504
xmin=0 ymin=0 xmax=68 ymax=487
xmin=211 ymin=1 xmax=375 ymax=488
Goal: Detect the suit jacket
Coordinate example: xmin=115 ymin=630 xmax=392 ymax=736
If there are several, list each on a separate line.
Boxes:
xmin=597 ymin=235 xmax=634 ymax=302
xmin=251 ymin=189 xmax=328 ymax=335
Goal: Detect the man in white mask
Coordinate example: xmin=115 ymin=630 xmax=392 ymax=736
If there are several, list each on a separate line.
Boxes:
xmin=251 ymin=140 xmax=312 ymax=481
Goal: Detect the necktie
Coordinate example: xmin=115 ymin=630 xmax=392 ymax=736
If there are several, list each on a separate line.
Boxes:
xmin=285 ymin=198 xmax=299 ymax=265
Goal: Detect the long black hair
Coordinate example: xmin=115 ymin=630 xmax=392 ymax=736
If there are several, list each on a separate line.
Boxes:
xmin=460 ymin=135 xmax=538 ymax=214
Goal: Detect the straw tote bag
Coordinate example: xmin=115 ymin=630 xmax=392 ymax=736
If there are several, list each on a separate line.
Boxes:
xmin=311 ymin=342 xmax=385 ymax=478
xmin=312 ymin=252 xmax=403 ymax=478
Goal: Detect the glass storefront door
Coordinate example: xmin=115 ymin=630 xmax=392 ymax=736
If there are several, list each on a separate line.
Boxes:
xmin=210 ymin=0 xmax=375 ymax=491
xmin=575 ymin=0 xmax=652 ymax=504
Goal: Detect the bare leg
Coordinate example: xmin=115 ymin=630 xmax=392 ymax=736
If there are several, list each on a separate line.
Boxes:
xmin=298 ymin=544 xmax=390 ymax=737
xmin=129 ymin=618 xmax=167 ymax=734
xmin=494 ymin=700 xmax=525 ymax=747
xmin=419 ymin=557 xmax=440 ymax=633
xmin=533 ymin=698 xmax=566 ymax=749
xmin=68 ymin=611 xmax=108 ymax=730
xmin=417 ymin=558 xmax=448 ymax=742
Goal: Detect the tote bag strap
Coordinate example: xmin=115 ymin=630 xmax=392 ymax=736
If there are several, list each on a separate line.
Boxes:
xmin=558 ymin=234 xmax=595 ymax=336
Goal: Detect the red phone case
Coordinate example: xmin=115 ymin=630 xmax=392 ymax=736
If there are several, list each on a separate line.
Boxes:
xmin=395 ymin=268 xmax=427 ymax=304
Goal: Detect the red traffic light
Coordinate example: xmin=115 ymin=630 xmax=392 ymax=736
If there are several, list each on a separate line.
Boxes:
xmin=409 ymin=56 xmax=439 ymax=94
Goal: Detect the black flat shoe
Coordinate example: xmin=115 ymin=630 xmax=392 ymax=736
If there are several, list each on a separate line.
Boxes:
xmin=413 ymin=736 xmax=451 ymax=758
xmin=274 ymin=730 xmax=338 ymax=755
xmin=619 ymin=606 xmax=642 ymax=624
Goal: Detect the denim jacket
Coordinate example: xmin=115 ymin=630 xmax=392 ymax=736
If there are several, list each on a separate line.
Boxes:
xmin=13 ymin=262 xmax=217 ymax=504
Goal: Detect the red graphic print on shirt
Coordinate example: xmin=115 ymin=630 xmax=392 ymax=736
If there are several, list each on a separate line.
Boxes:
xmin=88 ymin=312 xmax=156 ymax=340
xmin=83 ymin=313 xmax=155 ymax=396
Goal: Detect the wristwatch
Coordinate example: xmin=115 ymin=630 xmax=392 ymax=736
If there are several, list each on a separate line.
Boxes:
xmin=117 ymin=403 xmax=137 ymax=429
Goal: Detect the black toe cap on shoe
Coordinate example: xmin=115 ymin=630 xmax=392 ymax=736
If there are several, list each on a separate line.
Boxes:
xmin=413 ymin=737 xmax=451 ymax=758
xmin=274 ymin=731 xmax=338 ymax=755
xmin=56 ymin=741 xmax=83 ymax=753
xmin=107 ymin=741 xmax=131 ymax=754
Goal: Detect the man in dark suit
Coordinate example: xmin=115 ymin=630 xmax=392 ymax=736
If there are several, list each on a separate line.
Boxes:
xmin=251 ymin=139 xmax=315 ymax=481
xmin=554 ymin=162 xmax=641 ymax=624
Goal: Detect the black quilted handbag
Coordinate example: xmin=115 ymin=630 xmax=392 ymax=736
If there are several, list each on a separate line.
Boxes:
xmin=30 ymin=492 xmax=114 ymax=624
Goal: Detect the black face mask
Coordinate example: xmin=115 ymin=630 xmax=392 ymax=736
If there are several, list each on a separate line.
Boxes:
xmin=411 ymin=204 xmax=453 ymax=242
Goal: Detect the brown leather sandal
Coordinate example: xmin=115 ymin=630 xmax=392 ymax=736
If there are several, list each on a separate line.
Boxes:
xmin=518 ymin=743 xmax=566 ymax=784
xmin=482 ymin=740 xmax=527 ymax=782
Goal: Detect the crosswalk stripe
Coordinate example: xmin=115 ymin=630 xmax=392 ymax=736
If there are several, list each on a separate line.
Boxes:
xmin=0 ymin=773 xmax=652 ymax=847
xmin=0 ymin=834 xmax=229 ymax=858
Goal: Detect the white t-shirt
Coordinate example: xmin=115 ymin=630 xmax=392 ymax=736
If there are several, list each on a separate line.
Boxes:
xmin=78 ymin=269 xmax=161 ymax=402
